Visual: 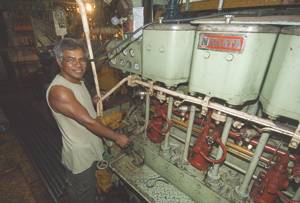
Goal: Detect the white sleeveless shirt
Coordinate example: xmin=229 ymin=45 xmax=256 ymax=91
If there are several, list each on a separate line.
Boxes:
xmin=46 ymin=74 xmax=104 ymax=174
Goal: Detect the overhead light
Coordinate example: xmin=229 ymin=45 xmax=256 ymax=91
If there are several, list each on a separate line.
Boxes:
xmin=85 ymin=2 xmax=93 ymax=13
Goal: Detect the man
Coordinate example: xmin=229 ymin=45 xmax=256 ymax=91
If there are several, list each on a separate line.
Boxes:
xmin=46 ymin=38 xmax=130 ymax=203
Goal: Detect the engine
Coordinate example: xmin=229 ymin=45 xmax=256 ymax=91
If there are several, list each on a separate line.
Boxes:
xmin=104 ymin=15 xmax=300 ymax=203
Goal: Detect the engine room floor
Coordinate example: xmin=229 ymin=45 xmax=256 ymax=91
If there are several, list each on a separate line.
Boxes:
xmin=0 ymin=132 xmax=59 ymax=203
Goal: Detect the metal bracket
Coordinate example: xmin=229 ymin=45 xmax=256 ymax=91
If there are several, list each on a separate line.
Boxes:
xmin=156 ymin=91 xmax=167 ymax=102
xmin=148 ymin=81 xmax=155 ymax=96
xmin=201 ymin=96 xmax=211 ymax=116
xmin=127 ymin=75 xmax=138 ymax=87
xmin=289 ymin=124 xmax=300 ymax=149
xmin=174 ymin=99 xmax=186 ymax=107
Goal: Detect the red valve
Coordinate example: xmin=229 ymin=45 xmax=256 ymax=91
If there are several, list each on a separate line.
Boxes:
xmin=250 ymin=153 xmax=290 ymax=203
xmin=292 ymin=155 xmax=300 ymax=178
xmin=147 ymin=101 xmax=172 ymax=143
xmin=189 ymin=119 xmax=227 ymax=171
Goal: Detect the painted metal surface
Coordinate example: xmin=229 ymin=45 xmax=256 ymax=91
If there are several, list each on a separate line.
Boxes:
xmin=142 ymin=24 xmax=195 ymax=87
xmin=191 ymin=15 xmax=300 ymax=26
xmin=107 ymin=39 xmax=142 ymax=74
xmin=189 ymin=24 xmax=279 ymax=105
xmin=260 ymin=27 xmax=300 ymax=121
xmin=110 ymin=154 xmax=195 ymax=203
xmin=133 ymin=136 xmax=231 ymax=203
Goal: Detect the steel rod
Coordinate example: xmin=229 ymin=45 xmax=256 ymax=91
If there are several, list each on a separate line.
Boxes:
xmin=102 ymin=77 xmax=128 ymax=101
xmin=162 ymin=97 xmax=174 ymax=150
xmin=236 ymin=132 xmax=270 ymax=197
xmin=293 ymin=186 xmax=300 ymax=200
xmin=208 ymin=117 xmax=233 ymax=179
xmin=144 ymin=93 xmax=150 ymax=137
xmin=185 ymin=0 xmax=190 ymax=11
xmin=182 ymin=105 xmax=196 ymax=163
xmin=76 ymin=0 xmax=103 ymax=116
xmin=218 ymin=0 xmax=224 ymax=11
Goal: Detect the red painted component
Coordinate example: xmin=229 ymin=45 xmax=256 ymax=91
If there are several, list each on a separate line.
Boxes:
xmin=199 ymin=130 xmax=227 ymax=165
xmin=189 ymin=120 xmax=227 ymax=171
xmin=173 ymin=109 xmax=294 ymax=162
xmin=250 ymin=153 xmax=290 ymax=203
xmin=147 ymin=101 xmax=172 ymax=144
xmin=189 ymin=121 xmax=212 ymax=171
xmin=148 ymin=116 xmax=165 ymax=143
xmin=248 ymin=139 xmax=295 ymax=161
xmin=292 ymin=155 xmax=300 ymax=178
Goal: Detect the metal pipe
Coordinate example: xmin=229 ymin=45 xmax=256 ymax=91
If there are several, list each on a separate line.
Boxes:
xmin=208 ymin=117 xmax=234 ymax=179
xmin=185 ymin=0 xmax=190 ymax=11
xmin=218 ymin=0 xmax=224 ymax=11
xmin=226 ymin=142 xmax=272 ymax=164
xmin=132 ymin=79 xmax=295 ymax=140
xmin=103 ymin=76 xmax=296 ymax=144
xmin=249 ymin=139 xmax=295 ymax=161
xmin=182 ymin=105 xmax=196 ymax=163
xmin=162 ymin=97 xmax=174 ymax=150
xmin=150 ymin=0 xmax=154 ymax=22
xmin=236 ymin=132 xmax=270 ymax=197
xmin=76 ymin=0 xmax=103 ymax=117
xmin=102 ymin=77 xmax=128 ymax=101
xmin=293 ymin=186 xmax=300 ymax=200
xmin=144 ymin=93 xmax=150 ymax=137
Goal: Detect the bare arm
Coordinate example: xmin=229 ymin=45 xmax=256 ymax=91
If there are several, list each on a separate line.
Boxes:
xmin=48 ymin=85 xmax=129 ymax=147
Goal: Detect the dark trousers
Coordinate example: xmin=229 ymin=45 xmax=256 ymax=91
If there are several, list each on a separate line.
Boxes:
xmin=65 ymin=162 xmax=97 ymax=203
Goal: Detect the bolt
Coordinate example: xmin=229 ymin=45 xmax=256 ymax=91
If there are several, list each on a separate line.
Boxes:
xmin=290 ymin=141 xmax=297 ymax=148
xmin=225 ymin=15 xmax=234 ymax=24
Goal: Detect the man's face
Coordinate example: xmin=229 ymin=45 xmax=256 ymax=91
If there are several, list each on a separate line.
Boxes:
xmin=59 ymin=49 xmax=87 ymax=83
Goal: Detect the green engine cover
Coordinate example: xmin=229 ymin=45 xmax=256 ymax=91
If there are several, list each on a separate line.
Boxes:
xmin=142 ymin=24 xmax=195 ymax=87
xmin=189 ymin=24 xmax=279 ymax=105
xmin=260 ymin=27 xmax=300 ymax=121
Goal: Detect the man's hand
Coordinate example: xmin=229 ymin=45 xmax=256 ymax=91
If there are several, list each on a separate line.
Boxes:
xmin=115 ymin=133 xmax=131 ymax=148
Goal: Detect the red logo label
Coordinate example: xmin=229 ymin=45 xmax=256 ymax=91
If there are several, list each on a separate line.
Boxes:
xmin=198 ymin=34 xmax=245 ymax=53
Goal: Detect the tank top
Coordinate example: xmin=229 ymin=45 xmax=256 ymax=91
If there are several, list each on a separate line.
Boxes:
xmin=46 ymin=74 xmax=104 ymax=174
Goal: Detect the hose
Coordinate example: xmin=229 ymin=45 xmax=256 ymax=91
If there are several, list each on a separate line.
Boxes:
xmin=199 ymin=129 xmax=228 ymax=164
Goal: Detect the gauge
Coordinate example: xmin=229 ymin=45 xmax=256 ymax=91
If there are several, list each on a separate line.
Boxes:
xmin=110 ymin=58 xmax=117 ymax=65
xmin=126 ymin=61 xmax=132 ymax=68
xmin=109 ymin=51 xmax=117 ymax=65
xmin=119 ymin=59 xmax=125 ymax=65
xmin=134 ymin=63 xmax=140 ymax=70
xmin=129 ymin=49 xmax=135 ymax=57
